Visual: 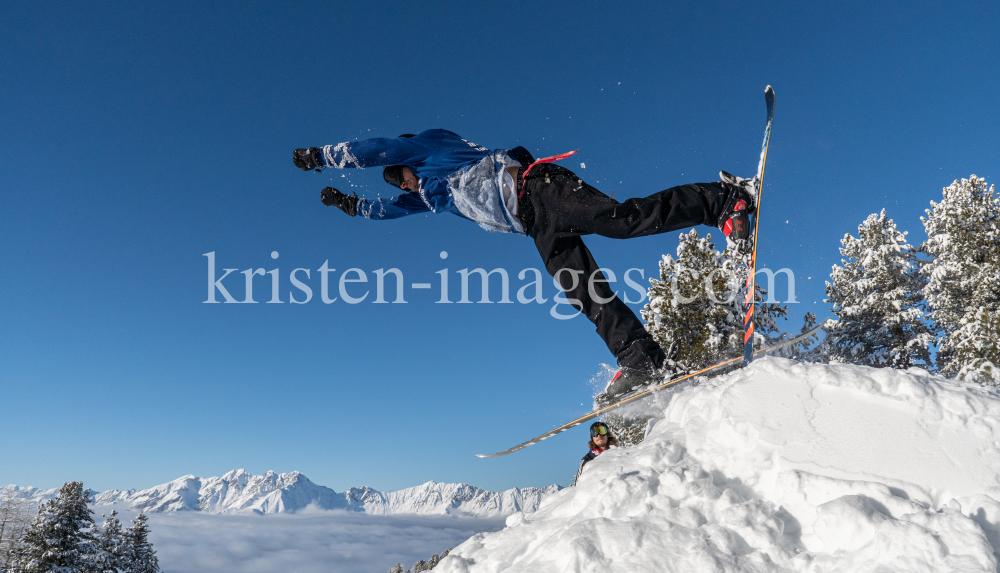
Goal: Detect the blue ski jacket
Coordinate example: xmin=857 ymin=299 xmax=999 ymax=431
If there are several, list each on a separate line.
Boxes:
xmin=319 ymin=129 xmax=527 ymax=234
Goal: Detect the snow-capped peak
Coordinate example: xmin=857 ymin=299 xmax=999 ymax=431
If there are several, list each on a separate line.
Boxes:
xmin=4 ymin=471 xmax=559 ymax=517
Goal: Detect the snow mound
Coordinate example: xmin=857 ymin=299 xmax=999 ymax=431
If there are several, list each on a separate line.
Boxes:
xmin=439 ymin=358 xmax=1000 ymax=573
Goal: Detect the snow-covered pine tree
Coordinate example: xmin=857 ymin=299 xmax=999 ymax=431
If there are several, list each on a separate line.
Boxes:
xmin=95 ymin=511 xmax=125 ymax=573
xmin=921 ymin=175 xmax=1000 ymax=384
xmin=11 ymin=482 xmax=97 ymax=573
xmin=642 ymin=230 xmax=787 ymax=370
xmin=606 ymin=231 xmax=788 ymax=446
xmin=1 ymin=497 xmax=27 ymax=572
xmin=411 ymin=549 xmax=450 ymax=572
xmin=431 ymin=549 xmax=450 ymax=567
xmin=1 ymin=490 xmax=34 ymax=572
xmin=122 ymin=514 xmax=158 ymax=573
xmin=824 ymin=209 xmax=933 ymax=368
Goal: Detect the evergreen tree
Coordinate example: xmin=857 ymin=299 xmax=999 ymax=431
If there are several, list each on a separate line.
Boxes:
xmin=0 ymin=491 xmax=33 ymax=572
xmin=921 ymin=175 xmax=1000 ymax=383
xmin=642 ymin=230 xmax=787 ymax=370
xmin=607 ymin=231 xmax=789 ymax=445
xmin=388 ymin=548 xmax=450 ymax=573
xmin=11 ymin=482 xmax=97 ymax=573
xmin=429 ymin=549 xmax=450 ymax=568
xmin=122 ymin=514 xmax=158 ymax=573
xmin=95 ymin=511 xmax=125 ymax=573
xmin=825 ymin=209 xmax=933 ymax=368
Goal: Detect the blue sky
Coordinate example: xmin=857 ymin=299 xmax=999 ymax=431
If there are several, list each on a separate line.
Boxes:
xmin=2 ymin=0 xmax=997 ymax=493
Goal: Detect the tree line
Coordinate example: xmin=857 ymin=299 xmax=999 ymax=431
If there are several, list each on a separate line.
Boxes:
xmin=608 ymin=175 xmax=999 ymax=444
xmin=386 ymin=548 xmax=451 ymax=573
xmin=0 ymin=482 xmax=158 ymax=573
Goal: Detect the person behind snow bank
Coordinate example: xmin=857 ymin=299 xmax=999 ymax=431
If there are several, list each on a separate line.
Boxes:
xmin=573 ymin=421 xmax=617 ymax=485
xmin=292 ymin=129 xmax=757 ymax=404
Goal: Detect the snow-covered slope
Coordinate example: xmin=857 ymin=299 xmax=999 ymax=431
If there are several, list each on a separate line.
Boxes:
xmin=0 ymin=485 xmax=64 ymax=504
xmin=3 ymin=470 xmax=557 ymax=517
xmin=91 ymin=470 xmax=345 ymax=514
xmin=343 ymin=481 xmax=553 ymax=516
xmin=438 ymin=358 xmax=1000 ymax=573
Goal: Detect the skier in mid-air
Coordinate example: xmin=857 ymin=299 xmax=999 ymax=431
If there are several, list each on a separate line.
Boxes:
xmin=293 ymin=129 xmax=756 ymax=403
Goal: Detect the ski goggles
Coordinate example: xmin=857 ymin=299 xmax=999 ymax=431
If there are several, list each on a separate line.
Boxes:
xmin=590 ymin=424 xmax=609 ymax=438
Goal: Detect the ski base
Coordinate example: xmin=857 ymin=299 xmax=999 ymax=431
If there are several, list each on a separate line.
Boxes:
xmin=743 ymin=85 xmax=776 ymax=366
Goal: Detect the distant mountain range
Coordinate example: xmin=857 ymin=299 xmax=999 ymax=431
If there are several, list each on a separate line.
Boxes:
xmin=2 ymin=470 xmax=560 ymax=517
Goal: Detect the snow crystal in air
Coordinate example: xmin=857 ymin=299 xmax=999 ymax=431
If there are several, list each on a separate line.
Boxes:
xmin=322 ymin=142 xmax=363 ymax=169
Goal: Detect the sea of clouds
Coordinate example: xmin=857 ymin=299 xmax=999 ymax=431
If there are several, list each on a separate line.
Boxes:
xmin=97 ymin=504 xmax=505 ymax=573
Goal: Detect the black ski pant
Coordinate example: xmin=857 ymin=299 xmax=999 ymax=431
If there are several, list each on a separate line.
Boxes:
xmin=518 ymin=163 xmax=730 ymax=373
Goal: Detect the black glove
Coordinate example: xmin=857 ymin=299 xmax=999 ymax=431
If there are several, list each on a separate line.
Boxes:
xmin=293 ymin=147 xmax=323 ymax=171
xmin=321 ymin=187 xmax=358 ymax=216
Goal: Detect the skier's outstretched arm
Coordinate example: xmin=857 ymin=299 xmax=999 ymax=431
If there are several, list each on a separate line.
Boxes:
xmin=301 ymin=129 xmax=446 ymax=170
xmin=357 ymin=192 xmax=430 ymax=220
xmin=321 ymin=187 xmax=430 ymax=220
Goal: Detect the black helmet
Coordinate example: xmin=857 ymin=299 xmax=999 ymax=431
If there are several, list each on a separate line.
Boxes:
xmin=383 ymin=165 xmax=405 ymax=188
xmin=382 ymin=134 xmax=416 ymax=189
xmin=590 ymin=421 xmax=610 ymax=438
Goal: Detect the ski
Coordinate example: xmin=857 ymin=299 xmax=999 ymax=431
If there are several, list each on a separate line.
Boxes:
xmin=476 ymin=321 xmax=824 ymax=458
xmin=743 ymin=86 xmax=776 ymax=366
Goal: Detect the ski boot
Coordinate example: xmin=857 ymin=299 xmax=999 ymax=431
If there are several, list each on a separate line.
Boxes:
xmin=718 ymin=171 xmax=758 ymax=257
xmin=595 ymin=342 xmax=689 ymax=409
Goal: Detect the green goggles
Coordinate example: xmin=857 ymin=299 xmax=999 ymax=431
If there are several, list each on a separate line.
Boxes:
xmin=590 ymin=424 xmax=609 ymax=438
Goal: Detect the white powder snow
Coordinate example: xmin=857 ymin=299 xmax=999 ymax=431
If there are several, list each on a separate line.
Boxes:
xmin=438 ymin=358 xmax=1000 ymax=573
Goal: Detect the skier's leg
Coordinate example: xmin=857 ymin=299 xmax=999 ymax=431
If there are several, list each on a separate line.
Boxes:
xmin=523 ymin=164 xmax=730 ymax=239
xmin=532 ymin=229 xmax=666 ymax=372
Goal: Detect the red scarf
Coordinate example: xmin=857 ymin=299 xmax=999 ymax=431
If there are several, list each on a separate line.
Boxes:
xmin=519 ymin=149 xmax=579 ymax=198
